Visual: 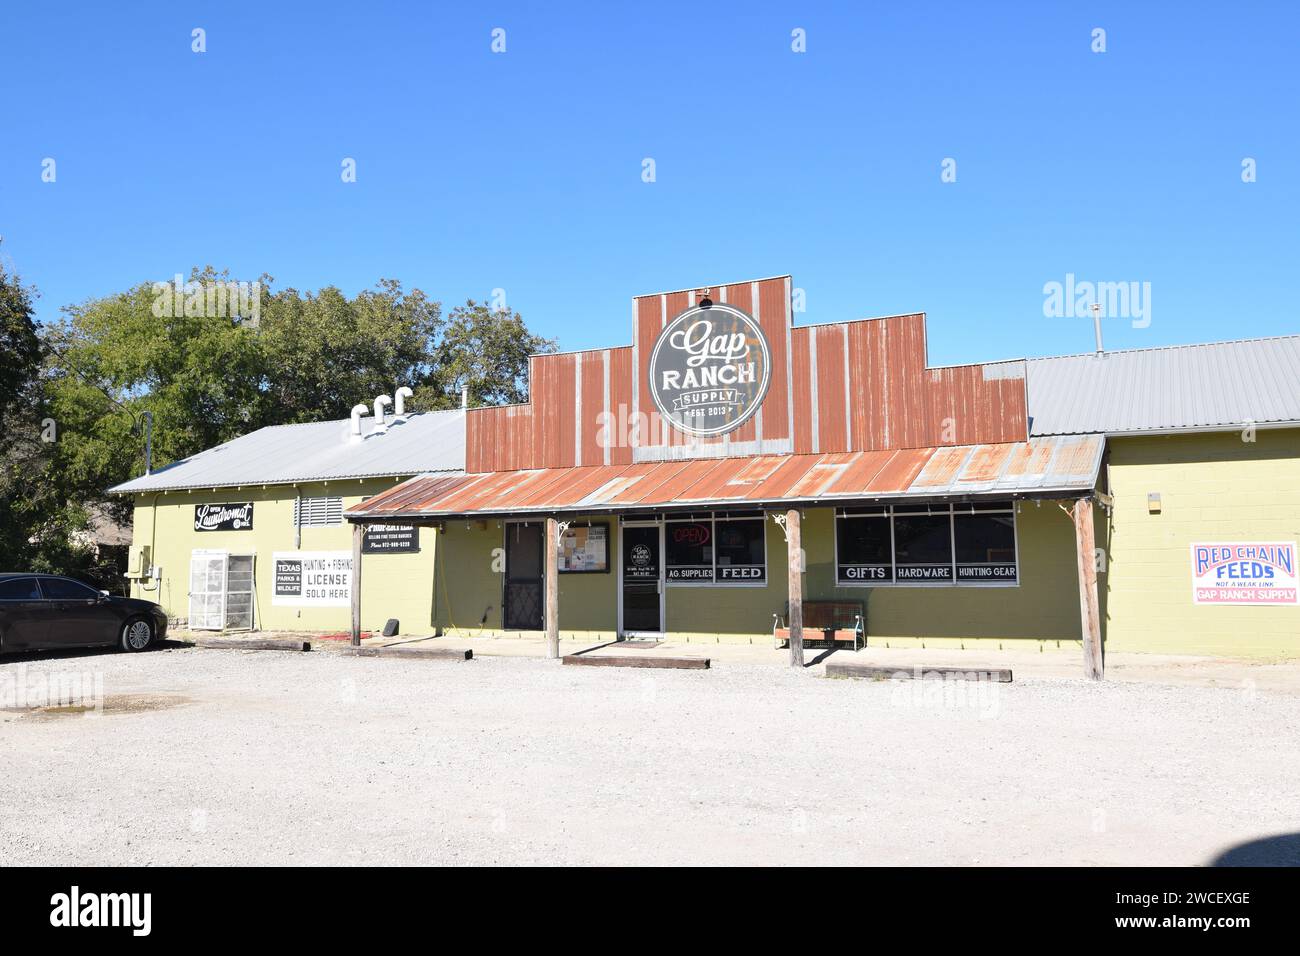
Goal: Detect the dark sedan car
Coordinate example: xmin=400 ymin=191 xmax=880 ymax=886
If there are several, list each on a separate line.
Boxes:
xmin=0 ymin=574 xmax=168 ymax=654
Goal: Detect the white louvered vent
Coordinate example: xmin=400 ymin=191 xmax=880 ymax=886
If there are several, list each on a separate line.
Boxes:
xmin=294 ymin=496 xmax=344 ymax=527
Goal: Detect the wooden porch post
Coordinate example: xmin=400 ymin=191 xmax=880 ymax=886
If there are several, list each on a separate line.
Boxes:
xmin=545 ymin=516 xmax=559 ymax=659
xmin=1072 ymin=497 xmax=1103 ymax=680
xmin=786 ymin=508 xmax=804 ymax=668
xmin=350 ymin=521 xmax=363 ymax=647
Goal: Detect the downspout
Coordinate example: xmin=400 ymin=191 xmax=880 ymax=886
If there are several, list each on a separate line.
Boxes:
xmin=140 ymin=492 xmax=161 ymax=593
xmin=293 ymin=483 xmax=301 ymax=548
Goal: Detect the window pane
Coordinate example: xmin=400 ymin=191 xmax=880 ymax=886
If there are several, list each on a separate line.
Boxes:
xmin=893 ymin=513 xmax=953 ymax=582
xmin=715 ymin=519 xmax=765 ymax=583
xmin=954 ymin=512 xmax=1017 ymax=582
xmin=666 ymin=520 xmax=713 ymax=582
xmin=0 ymin=578 xmax=40 ymax=600
xmin=506 ymin=523 xmax=542 ymax=580
xmin=227 ymin=555 xmax=255 ymax=591
xmin=837 ymin=517 xmax=893 ymax=584
xmin=39 ymin=577 xmax=98 ymax=599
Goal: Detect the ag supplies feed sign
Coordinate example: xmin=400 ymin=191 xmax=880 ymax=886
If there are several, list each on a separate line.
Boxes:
xmin=272 ymin=551 xmax=353 ymax=607
xmin=1190 ymin=542 xmax=1298 ymax=605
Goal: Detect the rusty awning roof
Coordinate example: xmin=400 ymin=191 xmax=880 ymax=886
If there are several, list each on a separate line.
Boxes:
xmin=346 ymin=434 xmax=1104 ymax=521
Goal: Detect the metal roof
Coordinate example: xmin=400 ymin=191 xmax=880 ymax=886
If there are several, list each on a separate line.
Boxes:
xmin=1027 ymin=335 xmax=1300 ymax=436
xmin=109 ymin=410 xmax=466 ymax=494
xmin=346 ymin=434 xmax=1103 ymax=520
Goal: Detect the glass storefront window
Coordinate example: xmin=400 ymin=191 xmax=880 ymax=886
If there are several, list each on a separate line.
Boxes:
xmin=835 ymin=515 xmax=893 ymax=584
xmin=836 ymin=503 xmax=1018 ymax=586
xmin=665 ymin=519 xmax=713 ymax=582
xmin=892 ymin=511 xmax=954 ymax=583
xmin=664 ymin=513 xmax=767 ymax=585
xmin=715 ymin=518 xmax=766 ymax=583
xmin=954 ymin=510 xmax=1017 ymax=583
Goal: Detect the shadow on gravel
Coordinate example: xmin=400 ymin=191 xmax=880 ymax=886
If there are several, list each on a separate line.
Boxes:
xmin=0 ymin=640 xmax=187 ymax=665
xmin=804 ymin=647 xmax=842 ymax=667
xmin=1210 ymin=833 xmax=1300 ymax=866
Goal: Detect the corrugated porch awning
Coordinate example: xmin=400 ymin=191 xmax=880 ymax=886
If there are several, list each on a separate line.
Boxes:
xmin=346 ymin=434 xmax=1104 ymax=521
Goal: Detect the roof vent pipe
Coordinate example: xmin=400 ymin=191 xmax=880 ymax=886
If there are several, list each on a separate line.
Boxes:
xmin=394 ymin=386 xmax=413 ymax=419
xmin=461 ymin=385 xmax=469 ymax=409
xmin=1090 ymin=302 xmax=1104 ymax=355
xmin=349 ymin=403 xmax=369 ymax=440
xmin=372 ymin=394 xmax=392 ymax=434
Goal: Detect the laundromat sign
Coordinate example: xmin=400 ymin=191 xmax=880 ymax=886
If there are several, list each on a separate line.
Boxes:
xmin=194 ymin=502 xmax=253 ymax=532
xmin=649 ymin=303 xmax=771 ymax=437
xmin=1191 ymin=541 xmax=1298 ymax=605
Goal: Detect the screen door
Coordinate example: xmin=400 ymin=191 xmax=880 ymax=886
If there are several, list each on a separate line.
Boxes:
xmin=503 ymin=522 xmax=544 ymax=630
xmin=225 ymin=554 xmax=255 ymax=630
xmin=189 ymin=551 xmax=227 ymax=630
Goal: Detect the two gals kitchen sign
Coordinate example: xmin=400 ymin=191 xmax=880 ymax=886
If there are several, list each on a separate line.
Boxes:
xmin=648 ymin=303 xmax=771 ymax=437
xmin=194 ymin=503 xmax=253 ymax=532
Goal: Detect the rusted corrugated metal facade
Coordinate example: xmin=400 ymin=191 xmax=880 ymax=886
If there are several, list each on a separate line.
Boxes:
xmin=465 ymin=276 xmax=1028 ymax=474
xmin=349 ymin=435 xmax=1103 ymax=520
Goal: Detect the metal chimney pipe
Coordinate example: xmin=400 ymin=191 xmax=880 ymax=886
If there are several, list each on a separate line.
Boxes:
xmin=461 ymin=386 xmax=469 ymax=409
xmin=349 ymin=403 xmax=368 ymax=439
xmin=372 ymin=395 xmax=392 ymax=433
xmin=1090 ymin=302 xmax=1104 ymax=355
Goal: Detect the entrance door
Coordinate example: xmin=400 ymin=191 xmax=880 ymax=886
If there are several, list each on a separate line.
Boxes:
xmin=225 ymin=554 xmax=256 ymax=630
xmin=503 ymin=522 xmax=544 ymax=630
xmin=189 ymin=550 xmax=227 ymax=630
xmin=621 ymin=523 xmax=662 ymax=635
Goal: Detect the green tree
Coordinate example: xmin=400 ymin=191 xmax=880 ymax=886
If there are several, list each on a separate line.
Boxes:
xmin=257 ymin=278 xmax=443 ymax=423
xmin=42 ymin=268 xmax=266 ymax=523
xmin=426 ymin=299 xmax=556 ymax=408
xmin=0 ymin=260 xmax=42 ymax=420
xmin=0 ymin=259 xmax=101 ymax=579
xmin=34 ymin=268 xmax=558 ymax=556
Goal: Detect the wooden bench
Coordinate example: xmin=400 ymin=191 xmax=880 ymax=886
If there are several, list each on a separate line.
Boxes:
xmin=773 ymin=600 xmax=865 ymax=651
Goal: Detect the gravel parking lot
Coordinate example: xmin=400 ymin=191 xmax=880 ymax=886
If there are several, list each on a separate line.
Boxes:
xmin=2 ymin=644 xmax=1298 ymax=866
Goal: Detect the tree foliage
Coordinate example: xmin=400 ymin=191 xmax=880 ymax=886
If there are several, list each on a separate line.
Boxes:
xmin=4 ymin=265 xmax=557 ymax=581
xmin=428 ymin=300 xmax=555 ymax=408
xmin=0 ymin=260 xmax=100 ymax=580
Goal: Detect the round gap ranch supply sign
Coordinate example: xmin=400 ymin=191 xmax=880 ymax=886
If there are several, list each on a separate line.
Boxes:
xmin=272 ymin=551 xmax=353 ymax=607
xmin=194 ymin=502 xmax=253 ymax=532
xmin=1191 ymin=542 xmax=1298 ymax=605
xmin=649 ymin=303 xmax=771 ymax=437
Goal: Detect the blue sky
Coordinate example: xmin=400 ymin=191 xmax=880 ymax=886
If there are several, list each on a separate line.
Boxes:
xmin=2 ymin=1 xmax=1296 ymax=364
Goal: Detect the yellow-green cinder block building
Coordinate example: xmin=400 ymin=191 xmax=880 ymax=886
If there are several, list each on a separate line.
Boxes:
xmin=1024 ymin=340 xmax=1300 ymax=659
xmin=110 ymin=408 xmax=466 ymax=637
xmin=112 ymin=276 xmax=1300 ymax=670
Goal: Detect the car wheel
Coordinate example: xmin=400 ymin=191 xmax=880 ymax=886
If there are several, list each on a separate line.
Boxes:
xmin=120 ymin=617 xmax=154 ymax=652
